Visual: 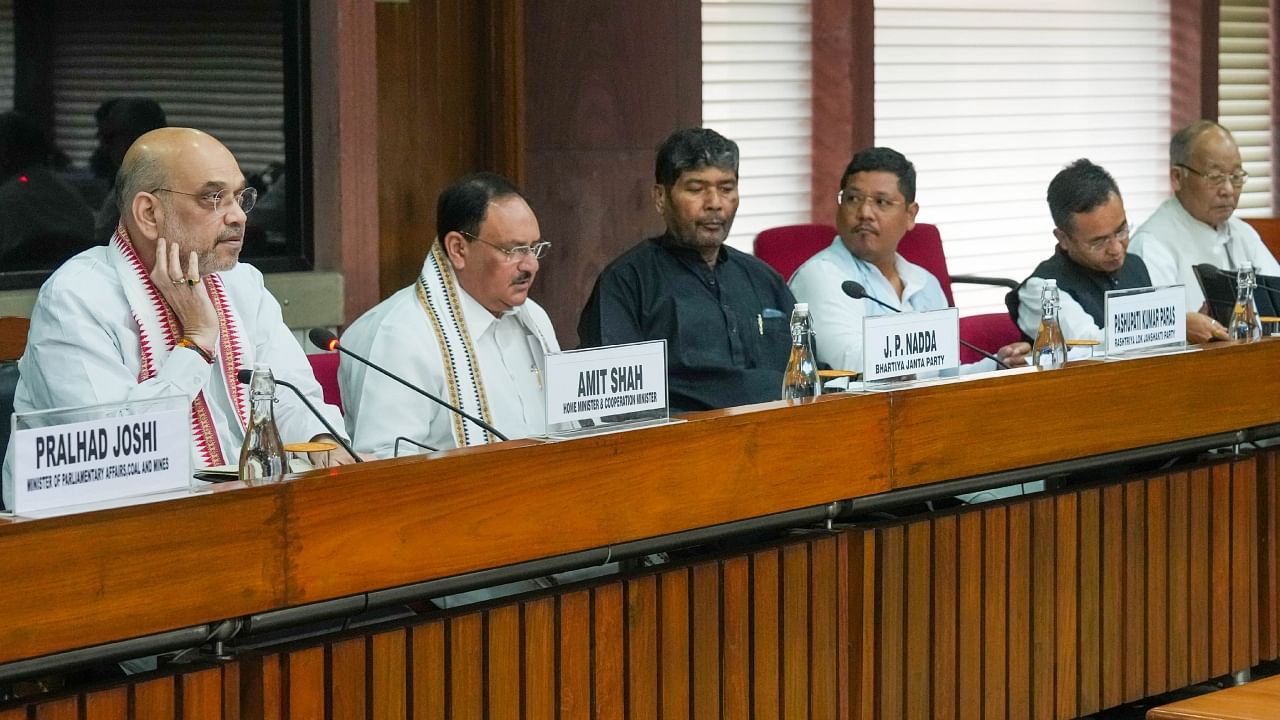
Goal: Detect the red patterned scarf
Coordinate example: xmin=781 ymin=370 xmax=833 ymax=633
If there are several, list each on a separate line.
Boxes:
xmin=109 ymin=227 xmax=251 ymax=466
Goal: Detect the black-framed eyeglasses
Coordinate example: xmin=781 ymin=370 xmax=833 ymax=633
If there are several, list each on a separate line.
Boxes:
xmin=1063 ymin=221 xmax=1130 ymax=252
xmin=459 ymin=231 xmax=550 ymax=260
xmin=152 ymin=186 xmax=258 ymax=214
xmin=1175 ymin=163 xmax=1248 ymax=188
xmin=837 ymin=189 xmax=905 ymax=212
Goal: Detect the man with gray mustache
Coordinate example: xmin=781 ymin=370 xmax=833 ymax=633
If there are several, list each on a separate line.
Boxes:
xmin=578 ymin=127 xmax=797 ymax=411
xmin=340 ymin=172 xmax=558 ymax=456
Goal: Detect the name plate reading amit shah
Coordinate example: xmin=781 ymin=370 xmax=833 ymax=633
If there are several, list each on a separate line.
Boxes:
xmin=1104 ymin=285 xmax=1186 ymax=356
xmin=9 ymin=398 xmax=191 ymax=515
xmin=545 ymin=340 xmax=668 ymax=426
xmin=863 ymin=307 xmax=960 ymax=381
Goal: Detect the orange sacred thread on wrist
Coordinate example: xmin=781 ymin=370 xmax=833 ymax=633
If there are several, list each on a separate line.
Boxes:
xmin=177 ymin=337 xmax=214 ymax=364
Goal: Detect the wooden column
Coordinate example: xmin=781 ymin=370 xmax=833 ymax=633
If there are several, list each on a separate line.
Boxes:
xmin=520 ymin=0 xmax=702 ymax=349
xmin=811 ymin=0 xmax=874 ymax=223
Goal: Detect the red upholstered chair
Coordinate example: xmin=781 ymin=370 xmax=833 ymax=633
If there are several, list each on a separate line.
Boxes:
xmin=307 ymin=351 xmax=343 ymax=411
xmin=897 ymin=223 xmax=1023 ymax=364
xmin=752 ymin=224 xmax=836 ymax=281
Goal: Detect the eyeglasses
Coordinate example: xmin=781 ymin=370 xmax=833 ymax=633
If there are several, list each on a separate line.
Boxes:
xmin=1065 ymin=221 xmax=1130 ymax=252
xmin=459 ymin=231 xmax=551 ymax=260
xmin=1176 ymin=163 xmax=1248 ymax=188
xmin=152 ymin=186 xmax=258 ymax=214
xmin=837 ymin=190 xmax=905 ymax=212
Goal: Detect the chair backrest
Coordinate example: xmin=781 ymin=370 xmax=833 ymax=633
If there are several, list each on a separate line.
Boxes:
xmin=896 ymin=223 xmax=955 ymax=306
xmin=307 ymin=352 xmax=342 ymax=411
xmin=0 ymin=316 xmax=30 ymax=362
xmin=753 ymin=224 xmax=836 ymax=281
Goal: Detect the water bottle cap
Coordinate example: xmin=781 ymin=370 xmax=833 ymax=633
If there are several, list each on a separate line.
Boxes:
xmin=1044 ymin=279 xmax=1057 ymax=288
xmin=254 ymin=362 xmax=270 ymax=371
xmin=794 ymin=303 xmax=808 ymax=312
xmin=1242 ymin=262 xmax=1254 ymax=271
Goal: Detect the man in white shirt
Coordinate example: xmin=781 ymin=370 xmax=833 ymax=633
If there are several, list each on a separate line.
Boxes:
xmin=340 ymin=173 xmax=557 ymax=457
xmin=1130 ymin=120 xmax=1280 ymax=311
xmin=4 ymin=128 xmax=350 ymax=497
xmin=1008 ymin=159 xmax=1227 ymax=344
xmin=789 ymin=146 xmax=1028 ymax=374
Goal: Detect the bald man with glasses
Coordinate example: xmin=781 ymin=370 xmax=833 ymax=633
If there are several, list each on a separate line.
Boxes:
xmin=5 ymin=128 xmax=351 ymax=494
xmin=1130 ymin=120 xmax=1280 ymax=311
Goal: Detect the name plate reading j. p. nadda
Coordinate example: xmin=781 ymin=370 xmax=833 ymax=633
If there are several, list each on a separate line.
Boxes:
xmin=1104 ymin=285 xmax=1186 ymax=356
xmin=544 ymin=340 xmax=668 ymax=426
xmin=8 ymin=396 xmax=191 ymax=515
xmin=862 ymin=308 xmax=961 ymax=381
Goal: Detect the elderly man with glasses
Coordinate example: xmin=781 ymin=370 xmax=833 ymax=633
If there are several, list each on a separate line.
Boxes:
xmin=789 ymin=146 xmax=1028 ymax=375
xmin=339 ymin=173 xmax=557 ymax=457
xmin=5 ymin=127 xmax=352 ymax=490
xmin=1130 ymin=120 xmax=1280 ymax=311
xmin=1007 ymin=159 xmax=1229 ymax=346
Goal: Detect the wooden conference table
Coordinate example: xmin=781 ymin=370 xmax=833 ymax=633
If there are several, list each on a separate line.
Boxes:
xmin=3 ymin=340 xmax=1280 ymax=719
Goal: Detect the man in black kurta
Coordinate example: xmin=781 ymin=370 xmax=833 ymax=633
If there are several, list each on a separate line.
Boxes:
xmin=578 ymin=128 xmax=796 ymax=412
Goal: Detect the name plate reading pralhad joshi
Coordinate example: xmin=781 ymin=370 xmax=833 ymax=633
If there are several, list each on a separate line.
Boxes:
xmin=544 ymin=340 xmax=668 ymax=426
xmin=1104 ymin=285 xmax=1186 ymax=356
xmin=8 ymin=397 xmax=191 ymax=515
xmin=862 ymin=307 xmax=960 ymax=382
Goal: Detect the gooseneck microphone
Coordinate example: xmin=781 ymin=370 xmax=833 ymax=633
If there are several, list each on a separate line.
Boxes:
xmin=235 ymin=368 xmax=362 ymax=462
xmin=307 ymin=328 xmax=509 ymax=442
xmin=840 ymin=280 xmax=1012 ymax=370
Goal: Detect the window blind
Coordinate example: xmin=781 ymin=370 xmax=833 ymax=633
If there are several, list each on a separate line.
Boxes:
xmin=1219 ymin=0 xmax=1273 ymax=216
xmin=703 ymin=0 xmax=813 ymax=253
xmin=876 ymin=0 xmax=1172 ymax=316
xmin=50 ymin=0 xmax=285 ymax=176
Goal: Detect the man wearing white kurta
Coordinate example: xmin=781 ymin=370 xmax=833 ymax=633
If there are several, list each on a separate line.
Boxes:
xmin=3 ymin=127 xmax=349 ymax=502
xmin=340 ymin=173 xmax=556 ymax=458
xmin=1130 ymin=120 xmax=1280 ymax=311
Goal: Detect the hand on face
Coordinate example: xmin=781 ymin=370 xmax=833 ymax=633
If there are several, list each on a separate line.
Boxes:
xmin=150 ymin=236 xmax=220 ymax=350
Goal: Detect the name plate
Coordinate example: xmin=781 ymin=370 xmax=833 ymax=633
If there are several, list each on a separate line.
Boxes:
xmin=863 ymin=308 xmax=960 ymax=381
xmin=545 ymin=340 xmax=668 ymax=425
xmin=1104 ymin=285 xmax=1186 ymax=356
xmin=9 ymin=399 xmax=191 ymax=515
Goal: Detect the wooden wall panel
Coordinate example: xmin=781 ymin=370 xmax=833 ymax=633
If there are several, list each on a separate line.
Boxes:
xmin=373 ymin=0 xmax=521 ymax=302
xmin=1261 ymin=451 xmax=1280 ymax=660
xmin=522 ymin=0 xmax=701 ymax=348
xmin=811 ymin=0 xmax=874 ymax=222
xmin=844 ymin=457 xmax=1265 ymax=720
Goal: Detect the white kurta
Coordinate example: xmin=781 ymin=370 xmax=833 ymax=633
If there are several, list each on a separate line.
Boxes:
xmin=1012 ymin=277 xmax=1108 ymax=343
xmin=339 ymin=283 xmax=558 ymax=458
xmin=788 ymin=238 xmax=952 ymax=373
xmin=3 ymin=246 xmax=344 ymax=496
xmin=1129 ymin=197 xmax=1280 ymax=309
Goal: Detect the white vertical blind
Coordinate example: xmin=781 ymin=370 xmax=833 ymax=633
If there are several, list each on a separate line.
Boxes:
xmin=875 ymin=0 xmax=1172 ymax=316
xmin=1219 ymin=0 xmax=1273 ymax=216
xmin=703 ymin=0 xmax=813 ymax=253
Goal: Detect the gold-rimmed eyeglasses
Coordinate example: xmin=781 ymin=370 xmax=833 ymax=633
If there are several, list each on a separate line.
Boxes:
xmin=1175 ymin=163 xmax=1248 ymax=188
xmin=459 ymin=230 xmax=551 ymax=260
xmin=152 ymin=186 xmax=258 ymax=214
xmin=837 ymin=190 xmax=905 ymax=212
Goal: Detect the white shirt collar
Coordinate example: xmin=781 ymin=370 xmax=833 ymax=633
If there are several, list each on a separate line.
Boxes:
xmin=456 ymin=285 xmax=521 ymax=339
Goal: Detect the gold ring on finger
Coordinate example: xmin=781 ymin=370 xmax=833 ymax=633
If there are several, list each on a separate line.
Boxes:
xmin=185 ymin=278 xmax=198 ymax=287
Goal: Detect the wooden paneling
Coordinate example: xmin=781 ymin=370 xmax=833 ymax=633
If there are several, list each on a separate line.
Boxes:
xmin=0 ymin=487 xmax=285 ymax=665
xmin=0 ymin=315 xmax=28 ymax=360
xmin=522 ymin=0 xmax=701 ymax=348
xmin=374 ymin=0 xmax=520 ymax=300
xmin=1243 ymin=218 xmax=1280 ymax=264
xmin=890 ymin=341 xmax=1280 ymax=487
xmin=283 ymin=393 xmax=891 ymax=604
xmin=810 ymin=0 xmax=874 ymax=223
xmin=844 ymin=457 xmax=1265 ymax=720
xmin=311 ymin=0 xmax=379 ymax=322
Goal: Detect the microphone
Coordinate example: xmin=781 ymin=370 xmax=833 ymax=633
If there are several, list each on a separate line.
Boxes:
xmin=307 ymin=328 xmax=509 ymax=442
xmin=235 ymin=369 xmax=362 ymax=462
xmin=840 ymin=280 xmax=1012 ymax=370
